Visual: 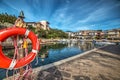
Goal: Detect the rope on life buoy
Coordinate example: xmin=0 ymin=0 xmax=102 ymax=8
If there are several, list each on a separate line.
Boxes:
xmin=0 ymin=27 xmax=40 ymax=79
xmin=0 ymin=27 xmax=39 ymax=69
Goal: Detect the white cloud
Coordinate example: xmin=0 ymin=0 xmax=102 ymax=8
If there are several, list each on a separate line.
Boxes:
xmin=76 ymin=26 xmax=90 ymax=30
xmin=76 ymin=1 xmax=120 ymax=24
xmin=51 ymin=7 xmax=74 ymax=28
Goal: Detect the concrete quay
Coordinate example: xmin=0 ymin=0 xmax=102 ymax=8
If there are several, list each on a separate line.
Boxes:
xmin=32 ymin=45 xmax=120 ymax=80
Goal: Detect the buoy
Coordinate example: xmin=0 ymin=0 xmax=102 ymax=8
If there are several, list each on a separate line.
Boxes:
xmin=0 ymin=27 xmax=39 ymax=70
xmin=23 ymin=39 xmax=28 ymax=49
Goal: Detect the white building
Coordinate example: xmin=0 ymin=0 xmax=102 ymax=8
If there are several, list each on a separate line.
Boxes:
xmin=26 ymin=20 xmax=50 ymax=30
xmin=39 ymin=20 xmax=50 ymax=30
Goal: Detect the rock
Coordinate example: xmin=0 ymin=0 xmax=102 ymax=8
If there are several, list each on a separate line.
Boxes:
xmin=61 ymin=71 xmax=71 ymax=78
xmin=73 ymin=75 xmax=90 ymax=80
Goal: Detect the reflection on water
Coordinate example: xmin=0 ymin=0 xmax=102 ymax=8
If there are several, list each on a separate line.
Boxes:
xmin=32 ymin=41 xmax=102 ymax=67
xmin=3 ymin=41 xmax=98 ymax=64
xmin=3 ymin=41 xmax=101 ymax=62
xmin=0 ymin=41 xmax=102 ymax=79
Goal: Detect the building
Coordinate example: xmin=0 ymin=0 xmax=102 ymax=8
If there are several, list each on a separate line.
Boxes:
xmin=95 ymin=30 xmax=104 ymax=39
xmin=40 ymin=21 xmax=50 ymax=30
xmin=70 ymin=30 xmax=98 ymax=39
xmin=67 ymin=30 xmax=104 ymax=39
xmin=26 ymin=20 xmax=50 ymax=30
xmin=106 ymin=29 xmax=120 ymax=40
xmin=26 ymin=22 xmax=36 ymax=28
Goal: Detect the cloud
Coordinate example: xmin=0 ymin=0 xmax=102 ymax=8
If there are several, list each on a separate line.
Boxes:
xmin=0 ymin=0 xmax=120 ymax=31
xmin=75 ymin=26 xmax=90 ymax=31
xmin=50 ymin=6 xmax=74 ymax=28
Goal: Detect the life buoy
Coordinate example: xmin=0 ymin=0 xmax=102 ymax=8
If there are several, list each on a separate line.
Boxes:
xmin=0 ymin=27 xmax=39 ymax=69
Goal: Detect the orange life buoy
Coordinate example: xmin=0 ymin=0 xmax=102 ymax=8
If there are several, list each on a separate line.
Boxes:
xmin=0 ymin=27 xmax=40 ymax=69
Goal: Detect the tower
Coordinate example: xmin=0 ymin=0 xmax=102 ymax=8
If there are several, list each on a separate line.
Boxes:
xmin=15 ymin=11 xmax=27 ymax=28
xmin=18 ymin=10 xmax=25 ymax=19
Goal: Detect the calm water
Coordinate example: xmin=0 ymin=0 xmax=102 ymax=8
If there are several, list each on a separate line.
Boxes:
xmin=0 ymin=41 xmax=102 ymax=79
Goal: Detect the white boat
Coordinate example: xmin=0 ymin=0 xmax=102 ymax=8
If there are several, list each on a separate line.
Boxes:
xmin=95 ymin=41 xmax=115 ymax=45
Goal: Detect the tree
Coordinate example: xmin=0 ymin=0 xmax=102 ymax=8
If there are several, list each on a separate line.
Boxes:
xmin=31 ymin=28 xmax=68 ymax=39
xmin=0 ymin=13 xmax=17 ymax=24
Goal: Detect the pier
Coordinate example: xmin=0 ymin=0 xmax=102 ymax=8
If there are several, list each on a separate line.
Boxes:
xmin=31 ymin=45 xmax=120 ymax=80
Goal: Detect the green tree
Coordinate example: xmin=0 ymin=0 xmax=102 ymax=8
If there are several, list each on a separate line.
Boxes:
xmin=0 ymin=13 xmax=17 ymax=24
xmin=35 ymin=28 xmax=68 ymax=39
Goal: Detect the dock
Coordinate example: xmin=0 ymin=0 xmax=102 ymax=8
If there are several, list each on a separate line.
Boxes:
xmin=32 ymin=45 xmax=120 ymax=80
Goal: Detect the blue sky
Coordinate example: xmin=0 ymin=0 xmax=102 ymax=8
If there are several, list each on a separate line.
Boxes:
xmin=0 ymin=0 xmax=120 ymax=31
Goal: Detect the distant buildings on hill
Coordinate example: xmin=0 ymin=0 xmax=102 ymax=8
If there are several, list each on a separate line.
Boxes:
xmin=66 ymin=29 xmax=120 ymax=40
xmin=0 ymin=20 xmax=51 ymax=31
xmin=26 ymin=20 xmax=50 ymax=30
xmin=106 ymin=29 xmax=120 ymax=40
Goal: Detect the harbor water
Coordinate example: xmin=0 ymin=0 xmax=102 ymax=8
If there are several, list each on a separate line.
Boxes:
xmin=0 ymin=41 xmax=103 ymax=79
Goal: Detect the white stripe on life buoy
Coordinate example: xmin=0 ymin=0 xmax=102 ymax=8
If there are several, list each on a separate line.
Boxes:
xmin=9 ymin=59 xmax=17 ymax=70
xmin=32 ymin=49 xmax=38 ymax=54
xmin=25 ymin=30 xmax=30 ymax=37
xmin=0 ymin=41 xmax=1 ymax=45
